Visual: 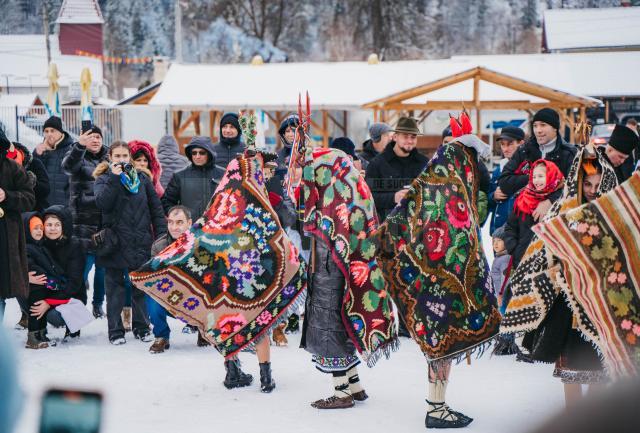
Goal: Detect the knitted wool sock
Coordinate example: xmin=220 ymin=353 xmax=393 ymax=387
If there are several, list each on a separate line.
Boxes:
xmin=427 ymin=379 xmax=456 ymax=420
xmin=346 ymin=366 xmax=364 ymax=394
xmin=332 ymin=372 xmax=351 ymax=398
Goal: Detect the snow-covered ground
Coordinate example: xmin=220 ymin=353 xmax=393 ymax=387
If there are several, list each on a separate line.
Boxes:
xmin=3 ymin=224 xmax=566 ymax=433
xmin=4 ymin=308 xmax=565 ymax=433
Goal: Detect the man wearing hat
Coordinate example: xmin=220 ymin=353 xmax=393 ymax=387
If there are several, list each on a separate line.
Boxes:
xmin=365 ymin=117 xmax=428 ymax=220
xmin=358 ymin=122 xmax=392 ymax=165
xmin=62 ymin=126 xmax=109 ymax=318
xmin=212 ymin=112 xmax=246 ymax=174
xmin=602 ymin=123 xmax=640 ymax=183
xmin=498 ymin=108 xmax=576 ymax=221
xmin=34 ymin=116 xmax=75 ymax=206
xmin=488 ymin=126 xmax=525 ymax=234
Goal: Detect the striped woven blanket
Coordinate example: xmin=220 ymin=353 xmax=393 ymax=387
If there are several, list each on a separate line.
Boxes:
xmin=533 ymin=172 xmax=640 ymax=379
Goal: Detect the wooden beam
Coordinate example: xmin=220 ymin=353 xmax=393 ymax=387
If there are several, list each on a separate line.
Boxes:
xmin=473 ymin=74 xmax=481 ymax=136
xmin=326 ymin=111 xmax=345 ymax=131
xmin=379 ymin=101 xmax=579 ymax=111
xmin=478 ymin=67 xmax=598 ymax=107
xmin=177 ymin=111 xmax=201 ymax=136
xmin=193 ymin=111 xmax=201 ymax=135
xmin=605 ymin=100 xmax=610 ymax=123
xmin=363 ymin=67 xmax=480 ymax=108
xmin=322 ymin=110 xmax=329 ymax=147
xmin=343 ymin=111 xmax=348 ymax=136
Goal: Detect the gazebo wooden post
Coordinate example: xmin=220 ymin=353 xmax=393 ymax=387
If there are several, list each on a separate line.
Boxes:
xmin=473 ymin=73 xmax=481 ymax=137
xmin=322 ymin=110 xmax=329 ymax=147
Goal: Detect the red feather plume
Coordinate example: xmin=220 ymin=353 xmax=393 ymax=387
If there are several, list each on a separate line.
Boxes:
xmin=449 ymin=114 xmax=463 ymax=138
xmin=459 ymin=110 xmax=473 ymax=135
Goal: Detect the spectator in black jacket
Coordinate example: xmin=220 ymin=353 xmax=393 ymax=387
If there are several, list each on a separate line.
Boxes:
xmin=62 ymin=126 xmax=109 ymax=319
xmin=6 ymin=142 xmax=49 ymax=212
xmin=94 ymin=141 xmax=166 ymax=345
xmin=212 ymin=113 xmax=245 ymax=173
xmin=25 ymin=207 xmax=91 ymax=348
xmin=162 ymin=136 xmax=219 ymax=221
xmin=358 ymin=122 xmax=392 ymax=165
xmin=33 ymin=116 xmax=74 ymax=206
xmin=602 ymin=124 xmax=640 ymax=183
xmin=365 ymin=117 xmax=429 ymax=220
xmin=498 ymin=108 xmax=576 ymax=221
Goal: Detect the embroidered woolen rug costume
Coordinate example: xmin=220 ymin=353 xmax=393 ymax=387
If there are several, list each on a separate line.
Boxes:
xmin=533 ymin=171 xmax=640 ymax=379
xmin=376 ymin=141 xmax=501 ymax=363
xmin=130 ymin=152 xmax=306 ymax=359
xmin=501 ymin=147 xmax=618 ymax=346
xmin=301 ymin=147 xmax=398 ymax=366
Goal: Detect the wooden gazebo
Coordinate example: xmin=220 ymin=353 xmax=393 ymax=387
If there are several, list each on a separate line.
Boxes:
xmin=363 ymin=66 xmax=601 ymax=143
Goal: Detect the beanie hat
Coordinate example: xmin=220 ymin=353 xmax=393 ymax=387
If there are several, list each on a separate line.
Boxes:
xmin=43 ymin=116 xmax=64 ymax=134
xmin=91 ymin=125 xmax=103 ymax=138
xmin=330 ymin=137 xmax=356 ymax=158
xmin=29 ymin=216 xmax=44 ymax=233
xmin=608 ymin=124 xmax=640 ymax=155
xmin=369 ymin=123 xmax=391 ymax=143
xmin=442 ymin=126 xmax=453 ymax=139
xmin=220 ymin=112 xmax=242 ymax=137
xmin=492 ymin=225 xmax=507 ymax=241
xmin=532 ymin=108 xmax=560 ymax=131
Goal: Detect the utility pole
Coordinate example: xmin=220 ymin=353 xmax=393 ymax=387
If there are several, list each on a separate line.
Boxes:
xmin=43 ymin=0 xmax=51 ymax=64
xmin=174 ymin=0 xmax=183 ymax=62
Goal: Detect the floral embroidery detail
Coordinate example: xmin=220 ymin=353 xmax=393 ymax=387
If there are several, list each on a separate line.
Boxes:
xmin=155 ymin=278 xmax=173 ymax=293
xmin=229 ymin=249 xmax=265 ymax=297
xmin=445 ymin=196 xmax=470 ymax=229
xmin=183 ymin=297 xmax=199 ymax=311
xmin=216 ymin=313 xmax=248 ymax=339
xmin=255 ymin=310 xmax=272 ymax=326
xmin=424 ymin=221 xmax=451 ymax=261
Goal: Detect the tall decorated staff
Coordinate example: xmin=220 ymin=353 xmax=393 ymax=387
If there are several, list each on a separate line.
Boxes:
xmin=130 ymin=109 xmax=307 ymax=393
xmin=376 ymin=109 xmax=500 ymax=428
xmin=80 ymin=67 xmax=93 ymax=123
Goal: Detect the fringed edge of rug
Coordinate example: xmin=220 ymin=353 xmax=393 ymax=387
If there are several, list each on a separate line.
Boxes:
xmin=426 ymin=333 xmax=498 ymax=373
xmin=226 ymin=288 xmax=307 ymax=360
xmin=363 ymin=336 xmax=401 ymax=368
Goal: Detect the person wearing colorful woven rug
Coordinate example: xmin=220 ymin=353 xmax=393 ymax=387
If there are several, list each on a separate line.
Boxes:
xmin=500 ymin=142 xmax=619 ymax=408
xmin=131 ymin=113 xmax=306 ymax=394
xmin=377 ymin=111 xmax=501 ymax=429
xmin=294 ymin=143 xmax=397 ymax=410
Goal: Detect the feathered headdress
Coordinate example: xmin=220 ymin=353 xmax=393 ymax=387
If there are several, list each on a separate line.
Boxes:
xmin=448 ymin=109 xmax=473 ymax=138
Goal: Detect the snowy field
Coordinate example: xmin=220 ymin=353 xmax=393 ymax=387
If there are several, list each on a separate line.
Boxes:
xmin=3 ymin=225 xmax=566 ymax=433
xmin=4 ymin=303 xmax=565 ymax=433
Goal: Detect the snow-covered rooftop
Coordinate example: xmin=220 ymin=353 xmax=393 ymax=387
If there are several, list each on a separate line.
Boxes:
xmin=0 ymin=35 xmax=103 ymax=90
xmin=56 ymin=0 xmax=104 ymax=24
xmin=149 ymin=51 xmax=638 ymax=110
xmin=543 ymin=6 xmax=640 ymax=52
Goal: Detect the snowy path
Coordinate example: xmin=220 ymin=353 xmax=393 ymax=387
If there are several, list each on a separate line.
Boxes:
xmin=4 ymin=298 xmax=564 ymax=433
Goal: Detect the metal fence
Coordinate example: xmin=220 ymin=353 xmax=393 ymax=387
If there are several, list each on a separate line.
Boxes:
xmin=0 ymin=105 xmax=122 ymax=149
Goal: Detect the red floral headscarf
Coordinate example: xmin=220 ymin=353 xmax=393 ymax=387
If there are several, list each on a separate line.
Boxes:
xmin=514 ymin=159 xmax=564 ymax=218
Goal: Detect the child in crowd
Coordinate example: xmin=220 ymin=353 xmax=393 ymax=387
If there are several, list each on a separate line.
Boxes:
xmin=490 ymin=225 xmax=512 ymax=313
xmin=503 ymin=160 xmax=565 ymax=269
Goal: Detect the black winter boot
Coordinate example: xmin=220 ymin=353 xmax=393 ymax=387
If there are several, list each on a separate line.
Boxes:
xmin=259 ymin=362 xmax=276 ymax=393
xmin=26 ymin=331 xmax=49 ymax=349
xmin=38 ymin=329 xmax=57 ymax=346
xmin=223 ymin=359 xmax=253 ymax=389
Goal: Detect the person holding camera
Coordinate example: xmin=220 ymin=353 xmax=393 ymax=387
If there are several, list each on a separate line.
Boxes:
xmin=62 ymin=127 xmax=109 ymax=319
xmin=93 ymin=141 xmax=166 ymax=345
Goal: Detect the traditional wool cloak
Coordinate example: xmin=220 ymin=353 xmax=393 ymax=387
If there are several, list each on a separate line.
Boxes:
xmin=376 ymin=139 xmax=501 ymax=363
xmin=501 ymin=147 xmax=618 ymax=346
xmin=130 ymin=152 xmax=306 ymax=358
xmin=533 ymin=171 xmax=640 ymax=379
xmin=300 ymin=147 xmax=398 ymax=366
